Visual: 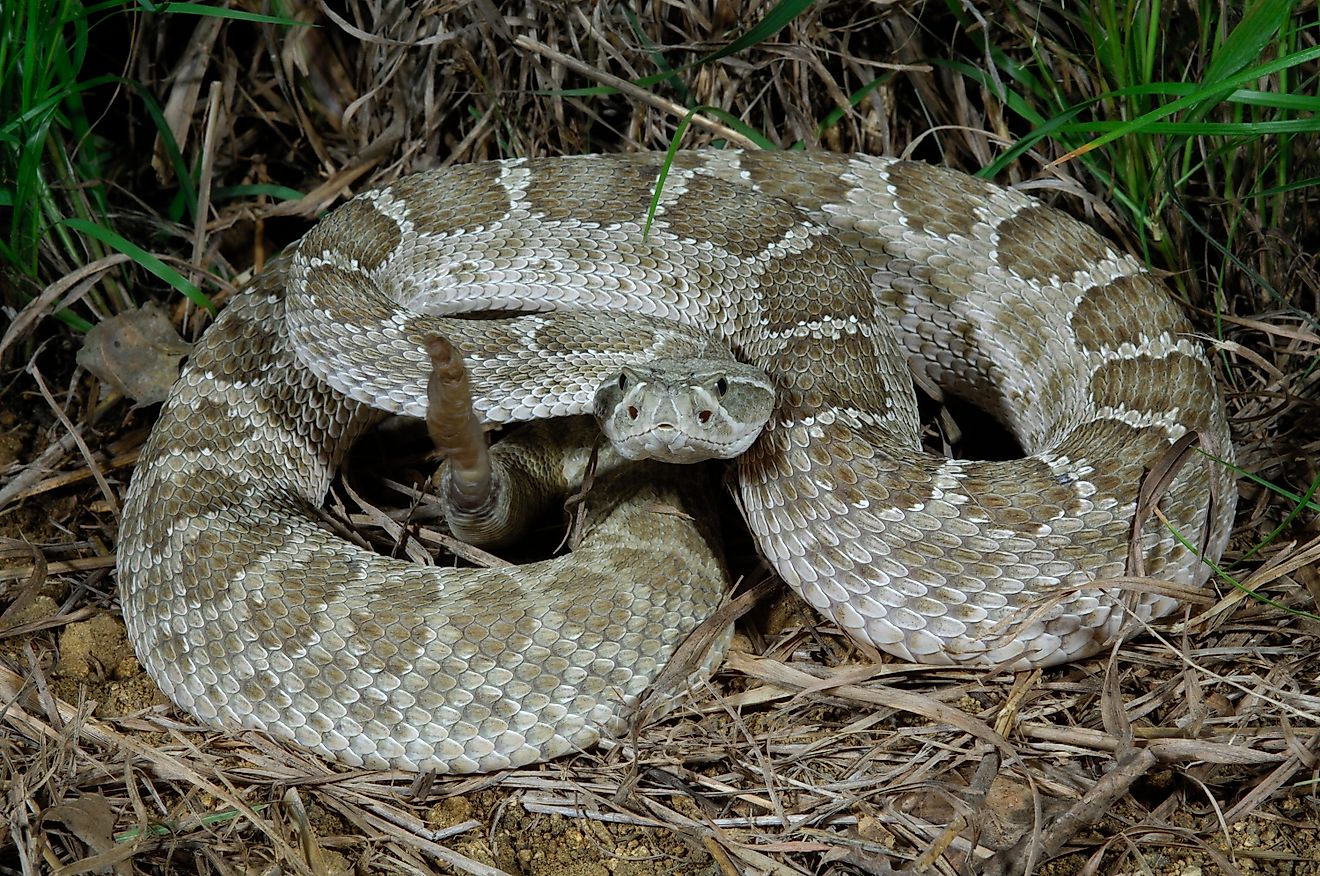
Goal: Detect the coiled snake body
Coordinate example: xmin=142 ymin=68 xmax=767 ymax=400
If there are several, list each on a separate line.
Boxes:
xmin=117 ymin=151 xmax=1235 ymax=773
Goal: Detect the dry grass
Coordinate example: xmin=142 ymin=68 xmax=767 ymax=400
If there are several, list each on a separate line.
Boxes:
xmin=2 ymin=2 xmax=1318 ymax=874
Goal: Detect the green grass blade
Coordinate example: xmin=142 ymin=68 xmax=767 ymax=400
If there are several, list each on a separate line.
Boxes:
xmin=1202 ymin=0 xmax=1292 ymax=87
xmin=129 ymin=2 xmax=306 ymax=26
xmin=212 ymin=183 xmax=306 ymax=202
xmin=59 ymin=217 xmax=209 ymax=313
xmin=691 ymin=0 xmax=813 ymax=65
xmin=1061 ymin=43 xmax=1320 ymax=159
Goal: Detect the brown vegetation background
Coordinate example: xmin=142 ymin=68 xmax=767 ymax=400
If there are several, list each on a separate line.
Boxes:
xmin=2 ymin=2 xmax=1318 ymax=874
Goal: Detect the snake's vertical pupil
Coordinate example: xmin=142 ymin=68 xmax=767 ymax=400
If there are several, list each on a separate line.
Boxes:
xmin=618 ymin=373 xmax=628 ymax=391
xmin=716 ymin=377 xmax=728 ymax=396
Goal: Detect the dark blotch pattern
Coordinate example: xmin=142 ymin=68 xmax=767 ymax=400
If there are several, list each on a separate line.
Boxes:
xmin=887 ymin=162 xmax=994 ymax=238
xmin=660 ymin=173 xmax=804 ymax=260
xmin=996 ymin=205 xmax=1114 ymax=284
xmin=1091 ymin=352 xmax=1219 ymax=429
xmin=754 ymin=235 xmax=874 ymax=333
xmin=732 ymin=150 xmax=859 ymax=215
xmin=769 ymin=331 xmax=891 ymax=426
xmin=519 ymin=156 xmax=661 ymax=227
xmin=391 ymin=162 xmax=514 ymax=236
xmin=954 ymin=458 xmax=1086 ymax=534
xmin=303 ymin=198 xmax=402 ymax=271
xmin=1072 ymin=274 xmax=1191 ymax=354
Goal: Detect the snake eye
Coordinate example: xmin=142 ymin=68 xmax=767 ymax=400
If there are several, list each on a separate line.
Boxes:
xmin=716 ymin=377 xmax=728 ymax=396
xmin=618 ymin=373 xmax=628 ymax=391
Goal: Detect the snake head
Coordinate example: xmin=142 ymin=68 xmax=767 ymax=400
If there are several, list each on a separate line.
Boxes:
xmin=593 ymin=357 xmax=775 ymax=462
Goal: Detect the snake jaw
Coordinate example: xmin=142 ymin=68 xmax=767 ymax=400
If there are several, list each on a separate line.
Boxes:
xmin=594 ymin=359 xmax=775 ymax=463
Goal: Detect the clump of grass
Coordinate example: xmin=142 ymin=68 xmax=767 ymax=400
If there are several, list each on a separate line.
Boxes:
xmin=0 ymin=0 xmax=122 ymax=329
xmin=0 ymin=1 xmax=298 ymax=339
xmin=944 ymin=0 xmax=1320 ymax=306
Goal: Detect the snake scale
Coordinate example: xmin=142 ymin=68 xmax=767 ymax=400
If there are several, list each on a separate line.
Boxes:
xmin=117 ymin=151 xmax=1235 ymax=773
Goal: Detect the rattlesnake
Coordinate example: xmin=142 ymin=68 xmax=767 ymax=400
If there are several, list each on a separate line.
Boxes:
xmin=117 ymin=151 xmax=1235 ymax=773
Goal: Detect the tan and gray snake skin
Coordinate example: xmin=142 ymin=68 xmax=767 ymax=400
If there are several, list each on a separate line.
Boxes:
xmin=117 ymin=151 xmax=1235 ymax=773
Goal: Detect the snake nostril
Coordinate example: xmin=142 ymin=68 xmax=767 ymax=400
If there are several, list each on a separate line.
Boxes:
xmin=628 ymin=406 xmax=639 ymax=420
xmin=698 ymin=410 xmax=712 ymax=423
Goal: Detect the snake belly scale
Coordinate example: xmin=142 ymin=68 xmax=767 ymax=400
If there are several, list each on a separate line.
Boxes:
xmin=117 ymin=151 xmax=1235 ymax=773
